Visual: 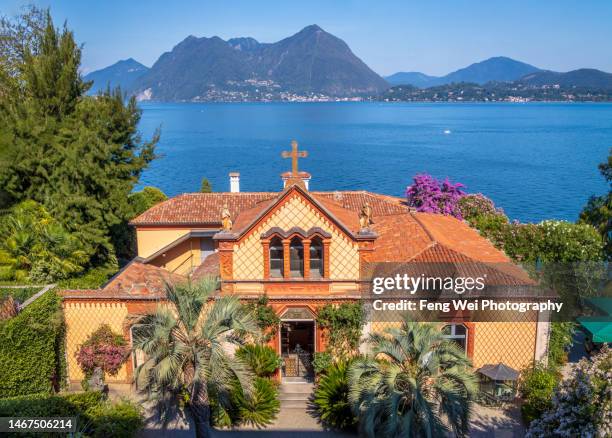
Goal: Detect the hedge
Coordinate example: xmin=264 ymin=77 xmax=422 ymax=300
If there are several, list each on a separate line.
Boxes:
xmin=0 ymin=391 xmax=143 ymax=437
xmin=0 ymin=290 xmax=65 ymax=397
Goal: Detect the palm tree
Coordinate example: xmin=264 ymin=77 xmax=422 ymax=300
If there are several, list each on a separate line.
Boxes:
xmin=349 ymin=317 xmax=477 ymax=437
xmin=133 ymin=277 xmax=259 ymax=438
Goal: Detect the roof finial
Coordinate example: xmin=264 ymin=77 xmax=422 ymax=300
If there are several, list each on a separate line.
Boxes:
xmin=281 ymin=140 xmax=308 ymax=176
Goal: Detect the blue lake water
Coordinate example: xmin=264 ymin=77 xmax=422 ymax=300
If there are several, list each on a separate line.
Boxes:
xmin=136 ymin=102 xmax=612 ymax=223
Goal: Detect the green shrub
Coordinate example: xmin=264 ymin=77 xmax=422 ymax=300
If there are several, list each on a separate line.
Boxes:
xmin=245 ymin=294 xmax=280 ymax=342
xmin=313 ymin=360 xmax=357 ymax=430
xmin=316 ymin=303 xmax=364 ymax=359
xmin=312 ymin=351 xmax=333 ymax=375
xmin=0 ymin=290 xmax=64 ymax=397
xmin=519 ymin=363 xmax=559 ymax=424
xmin=0 ymin=391 xmax=143 ymax=437
xmin=86 ymin=399 xmax=144 ymax=438
xmin=233 ymin=377 xmax=280 ymax=428
xmin=547 ymin=322 xmax=575 ymax=369
xmin=235 ymin=344 xmax=282 ymax=378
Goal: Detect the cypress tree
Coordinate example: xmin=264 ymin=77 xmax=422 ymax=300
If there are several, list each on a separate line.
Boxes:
xmin=0 ymin=7 xmax=158 ymax=266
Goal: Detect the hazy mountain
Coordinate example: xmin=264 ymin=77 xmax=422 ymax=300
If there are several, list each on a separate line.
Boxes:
xmin=119 ymin=24 xmax=388 ymax=100
xmin=519 ymin=68 xmax=612 ymax=90
xmin=84 ymin=58 xmax=148 ymax=94
xmin=385 ymin=72 xmax=438 ymax=88
xmin=386 ymin=56 xmax=541 ymax=87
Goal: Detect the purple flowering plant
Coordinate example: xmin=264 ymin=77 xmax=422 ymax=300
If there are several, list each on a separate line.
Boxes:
xmin=406 ymin=174 xmax=466 ymax=219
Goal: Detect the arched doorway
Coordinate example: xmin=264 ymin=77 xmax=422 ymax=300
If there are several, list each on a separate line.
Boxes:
xmin=279 ymin=306 xmax=316 ymax=381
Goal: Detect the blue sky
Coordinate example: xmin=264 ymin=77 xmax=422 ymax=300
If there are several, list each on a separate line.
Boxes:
xmin=3 ymin=0 xmax=612 ymax=76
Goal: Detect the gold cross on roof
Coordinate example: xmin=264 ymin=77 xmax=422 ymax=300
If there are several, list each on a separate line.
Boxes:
xmin=281 ymin=140 xmax=308 ymax=176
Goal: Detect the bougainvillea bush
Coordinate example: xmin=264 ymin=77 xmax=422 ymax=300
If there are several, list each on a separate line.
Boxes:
xmin=76 ymin=324 xmax=130 ymax=381
xmin=525 ymin=345 xmax=611 ymax=437
xmin=406 ymin=174 xmax=465 ymax=218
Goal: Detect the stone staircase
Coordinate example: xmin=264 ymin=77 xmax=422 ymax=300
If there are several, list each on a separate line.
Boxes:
xmin=278 ymin=380 xmax=314 ymax=409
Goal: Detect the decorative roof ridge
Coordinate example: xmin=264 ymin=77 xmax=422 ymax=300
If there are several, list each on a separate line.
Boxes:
xmin=214 ymin=184 xmax=376 ymax=242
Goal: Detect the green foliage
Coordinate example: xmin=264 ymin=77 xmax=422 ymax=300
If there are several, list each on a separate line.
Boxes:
xmin=246 ymin=294 xmax=280 ymax=342
xmin=313 ymin=360 xmax=357 ymax=431
xmin=0 ymin=289 xmax=64 ymax=397
xmin=133 ymin=278 xmax=259 ymax=436
xmin=349 ymin=318 xmax=477 ymax=438
xmin=128 ymin=187 xmax=167 ymax=218
xmin=580 ymin=148 xmax=612 ymax=259
xmin=0 ymin=287 xmax=40 ymax=303
xmin=200 ymin=178 xmax=212 ymax=193
xmin=235 ymin=344 xmax=282 ymax=378
xmin=316 ymin=302 xmax=364 ymax=359
xmin=312 ymin=351 xmax=333 ymax=375
xmin=526 ymin=346 xmax=612 ymax=437
xmin=519 ymin=363 xmax=558 ymax=424
xmin=231 ymin=377 xmax=280 ymax=428
xmin=537 ymin=220 xmax=603 ymax=262
xmin=0 ymin=8 xmax=158 ymax=265
xmin=0 ymin=201 xmax=88 ymax=282
xmin=0 ymin=391 xmax=143 ymax=438
xmin=57 ymin=262 xmax=118 ymax=289
xmin=547 ymin=322 xmax=575 ymax=368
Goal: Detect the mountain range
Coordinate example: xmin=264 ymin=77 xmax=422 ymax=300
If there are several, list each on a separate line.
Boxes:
xmin=86 ymin=25 xmax=387 ymax=100
xmin=385 ymin=57 xmax=541 ymax=87
xmin=84 ymin=26 xmax=612 ymax=101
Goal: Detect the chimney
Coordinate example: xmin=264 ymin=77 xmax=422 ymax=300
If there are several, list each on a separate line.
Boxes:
xmin=229 ymin=172 xmax=240 ymax=193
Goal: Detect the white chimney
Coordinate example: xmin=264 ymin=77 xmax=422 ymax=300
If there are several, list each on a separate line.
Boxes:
xmin=229 ymin=172 xmax=240 ymax=193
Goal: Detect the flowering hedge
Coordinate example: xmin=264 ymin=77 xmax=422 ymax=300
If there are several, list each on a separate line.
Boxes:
xmin=76 ymin=324 xmax=129 ymax=378
xmin=526 ymin=346 xmax=612 ymax=437
xmin=406 ymin=174 xmax=465 ymax=218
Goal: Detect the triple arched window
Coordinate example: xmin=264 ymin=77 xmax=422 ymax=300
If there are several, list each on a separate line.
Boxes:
xmin=266 ymin=233 xmax=327 ymax=279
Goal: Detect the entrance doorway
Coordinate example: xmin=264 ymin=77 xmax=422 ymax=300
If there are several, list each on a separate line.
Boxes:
xmin=280 ymin=320 xmax=315 ymax=379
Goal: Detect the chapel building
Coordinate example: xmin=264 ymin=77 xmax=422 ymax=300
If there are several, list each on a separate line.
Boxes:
xmin=61 ymin=142 xmax=550 ymax=385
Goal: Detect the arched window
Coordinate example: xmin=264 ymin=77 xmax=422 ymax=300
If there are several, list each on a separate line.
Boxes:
xmin=442 ymin=324 xmax=468 ymax=352
xmin=289 ymin=237 xmax=304 ymax=278
xmin=270 ymin=237 xmax=284 ymax=278
xmin=310 ymin=237 xmax=324 ymax=278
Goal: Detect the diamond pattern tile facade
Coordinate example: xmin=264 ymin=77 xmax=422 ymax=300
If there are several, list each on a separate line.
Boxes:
xmin=472 ymin=321 xmax=537 ymax=370
xmin=232 ymin=194 xmax=360 ymax=280
xmin=64 ymin=301 xmax=129 ymax=382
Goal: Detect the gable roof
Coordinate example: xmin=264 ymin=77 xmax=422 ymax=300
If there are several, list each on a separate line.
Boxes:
xmin=214 ymin=185 xmax=376 ymax=242
xmin=130 ymin=190 xmax=410 ymax=227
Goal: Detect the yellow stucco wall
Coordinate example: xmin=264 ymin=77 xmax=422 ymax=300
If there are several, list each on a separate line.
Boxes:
xmin=472 ymin=322 xmax=537 ymax=370
xmin=136 ymin=228 xmax=192 ymax=258
xmin=148 ymin=238 xmax=201 ymax=275
xmin=63 ymin=301 xmax=129 ymax=382
xmin=232 ymin=194 xmax=360 ymax=280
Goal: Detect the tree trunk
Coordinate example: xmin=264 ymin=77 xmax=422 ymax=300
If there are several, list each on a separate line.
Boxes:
xmin=190 ymin=382 xmax=211 ymax=438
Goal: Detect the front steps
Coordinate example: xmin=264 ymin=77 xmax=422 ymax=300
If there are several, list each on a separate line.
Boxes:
xmin=279 ymin=380 xmax=314 ymax=408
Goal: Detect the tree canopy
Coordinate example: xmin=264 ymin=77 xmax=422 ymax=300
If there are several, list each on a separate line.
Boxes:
xmin=0 ymin=7 xmax=158 ymax=267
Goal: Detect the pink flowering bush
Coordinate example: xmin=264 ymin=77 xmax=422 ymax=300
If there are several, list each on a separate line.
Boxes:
xmin=406 ymin=174 xmax=466 ymax=218
xmin=76 ymin=324 xmax=130 ymax=378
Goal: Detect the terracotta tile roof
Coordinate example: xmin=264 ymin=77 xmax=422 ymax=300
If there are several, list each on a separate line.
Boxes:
xmin=369 ymin=213 xmax=432 ymax=262
xmin=130 ymin=191 xmax=410 ymax=226
xmin=130 ymin=193 xmax=278 ymax=226
xmin=412 ymin=213 xmax=509 ymax=263
xmin=191 ymin=253 xmax=220 ymax=281
xmin=61 ymin=260 xmax=186 ymax=300
xmin=312 ymin=195 xmax=361 ymax=233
